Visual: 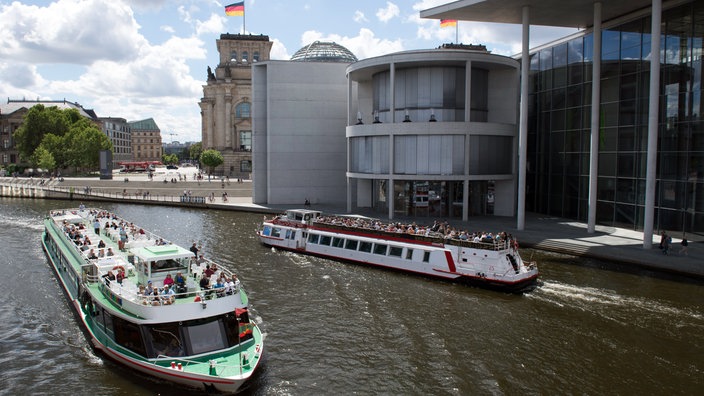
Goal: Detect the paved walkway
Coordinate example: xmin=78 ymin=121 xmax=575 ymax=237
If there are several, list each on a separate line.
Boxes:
xmin=3 ymin=174 xmax=702 ymax=280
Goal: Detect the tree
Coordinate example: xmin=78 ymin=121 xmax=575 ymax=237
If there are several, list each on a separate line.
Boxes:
xmin=69 ymin=124 xmax=113 ymax=169
xmin=32 ymin=146 xmax=56 ymax=174
xmin=189 ymin=142 xmax=202 ymax=162
xmin=13 ymin=105 xmax=71 ymax=160
xmin=200 ymin=149 xmax=224 ymax=177
xmin=162 ymin=153 xmax=179 ymax=165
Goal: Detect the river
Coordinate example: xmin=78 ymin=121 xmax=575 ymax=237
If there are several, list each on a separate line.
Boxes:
xmin=0 ymin=198 xmax=701 ymax=395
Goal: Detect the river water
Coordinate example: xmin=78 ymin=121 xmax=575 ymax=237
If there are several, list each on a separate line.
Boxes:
xmin=1 ymin=198 xmax=702 ymax=396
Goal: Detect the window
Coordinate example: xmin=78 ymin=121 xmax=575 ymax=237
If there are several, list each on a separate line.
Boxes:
xmin=332 ymin=237 xmax=345 ymax=248
xmin=146 ymin=322 xmax=181 ymax=358
xmin=345 ymin=240 xmax=358 ymax=250
xmin=240 ymin=130 xmax=252 ymax=150
xmin=271 ymin=228 xmax=281 ymax=238
xmin=320 ymin=235 xmax=332 ymax=246
xmin=230 ymin=51 xmax=237 ymax=62
xmin=236 ymin=102 xmax=251 ymax=118
xmin=373 ymin=244 xmax=388 ymax=255
xmin=253 ymin=51 xmax=260 ymax=62
xmin=308 ymin=234 xmax=320 ymax=244
xmin=422 ymin=251 xmax=430 ymax=262
xmin=240 ymin=160 xmax=251 ymax=173
xmin=359 ymin=241 xmax=372 ymax=253
xmin=389 ymin=246 xmax=403 ymax=257
xmin=406 ymin=248 xmax=413 ymax=260
xmin=242 ymin=51 xmax=249 ymax=63
xmin=185 ymin=319 xmax=226 ymax=355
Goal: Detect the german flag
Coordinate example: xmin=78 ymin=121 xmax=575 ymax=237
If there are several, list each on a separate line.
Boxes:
xmin=440 ymin=19 xmax=457 ymax=28
xmin=225 ymin=2 xmax=244 ymax=16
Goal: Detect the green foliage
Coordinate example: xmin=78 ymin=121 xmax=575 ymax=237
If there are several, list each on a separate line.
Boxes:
xmin=162 ymin=153 xmax=179 ymax=165
xmin=32 ymin=146 xmax=56 ymax=171
xmin=189 ymin=142 xmax=202 ymax=161
xmin=13 ymin=104 xmax=112 ymax=172
xmin=200 ymin=149 xmax=224 ymax=175
xmin=13 ymin=105 xmax=71 ymax=160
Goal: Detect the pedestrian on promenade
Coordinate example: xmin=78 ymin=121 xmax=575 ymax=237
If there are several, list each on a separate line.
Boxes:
xmin=680 ymin=237 xmax=689 ymax=256
xmin=662 ymin=233 xmax=671 ymax=255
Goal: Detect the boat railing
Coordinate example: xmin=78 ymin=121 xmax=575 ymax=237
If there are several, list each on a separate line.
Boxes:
xmin=312 ymin=221 xmax=514 ymax=252
xmin=152 ymin=345 xmax=257 ymax=376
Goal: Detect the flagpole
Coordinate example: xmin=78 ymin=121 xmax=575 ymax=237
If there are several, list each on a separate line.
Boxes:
xmin=243 ymin=7 xmax=246 ymax=34
xmin=456 ymin=23 xmax=459 ymax=44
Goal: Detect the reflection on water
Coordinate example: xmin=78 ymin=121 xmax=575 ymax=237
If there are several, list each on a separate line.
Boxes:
xmin=1 ymin=198 xmax=702 ymax=395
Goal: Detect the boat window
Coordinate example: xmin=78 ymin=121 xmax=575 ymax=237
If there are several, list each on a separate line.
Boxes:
xmin=184 ymin=318 xmax=226 ymax=355
xmin=103 ymin=309 xmax=115 ymax=340
xmin=406 ymin=248 xmax=414 ymax=260
xmin=271 ymin=228 xmax=281 ymax=238
xmin=320 ymin=235 xmax=332 ymax=246
xmin=332 ymin=237 xmax=345 ymax=248
xmin=113 ymin=316 xmax=148 ymax=357
xmin=423 ymin=251 xmax=431 ymax=262
xmin=389 ymin=246 xmax=403 ymax=257
xmin=151 ymin=258 xmax=187 ymax=274
xmin=286 ymin=229 xmax=294 ymax=239
xmin=373 ymin=244 xmax=388 ymax=255
xmin=308 ymin=234 xmax=319 ymax=244
xmin=262 ymin=226 xmax=271 ymax=236
xmin=147 ymin=322 xmax=184 ymax=358
xmin=359 ymin=241 xmax=372 ymax=253
xmin=345 ymin=240 xmax=358 ymax=250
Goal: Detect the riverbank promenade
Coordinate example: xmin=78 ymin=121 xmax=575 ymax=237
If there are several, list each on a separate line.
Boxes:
xmin=1 ymin=172 xmax=701 ymax=280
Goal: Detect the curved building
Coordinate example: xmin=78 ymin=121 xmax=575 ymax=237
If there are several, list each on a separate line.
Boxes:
xmin=346 ymin=45 xmax=520 ymax=220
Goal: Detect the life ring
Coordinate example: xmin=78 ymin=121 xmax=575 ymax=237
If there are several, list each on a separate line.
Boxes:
xmin=113 ymin=265 xmax=125 ymax=273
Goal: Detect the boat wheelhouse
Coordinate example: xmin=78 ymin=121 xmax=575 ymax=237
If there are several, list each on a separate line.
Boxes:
xmin=258 ymin=209 xmax=539 ymax=293
xmin=42 ymin=208 xmax=263 ymax=393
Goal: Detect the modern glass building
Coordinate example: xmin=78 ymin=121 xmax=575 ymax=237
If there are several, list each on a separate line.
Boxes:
xmin=422 ymin=0 xmax=704 ymax=239
xmin=526 ymin=0 xmax=703 ymax=234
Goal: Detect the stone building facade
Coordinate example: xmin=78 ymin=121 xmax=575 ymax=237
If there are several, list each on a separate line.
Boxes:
xmin=128 ymin=118 xmax=162 ymax=162
xmin=199 ymin=34 xmax=273 ymax=178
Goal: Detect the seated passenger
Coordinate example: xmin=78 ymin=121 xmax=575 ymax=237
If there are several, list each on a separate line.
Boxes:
xmin=163 ymin=273 xmax=174 ymax=287
xmin=214 ymin=277 xmax=225 ymax=297
xmin=87 ymin=249 xmax=98 ymax=259
xmin=161 ymin=284 xmax=175 ymax=305
xmin=115 ymin=268 xmax=125 ymax=285
xmin=102 ymin=270 xmax=116 ymax=286
xmin=97 ymin=239 xmax=106 ymax=248
xmin=174 ymin=272 xmax=187 ymax=294
xmin=107 ymin=247 xmax=115 ymax=256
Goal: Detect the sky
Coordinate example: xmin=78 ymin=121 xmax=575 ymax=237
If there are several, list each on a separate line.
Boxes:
xmin=0 ymin=0 xmax=579 ymax=143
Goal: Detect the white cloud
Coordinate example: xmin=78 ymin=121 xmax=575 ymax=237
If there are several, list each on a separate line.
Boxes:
xmin=376 ymin=2 xmax=400 ymax=23
xmin=269 ymin=38 xmax=291 ymax=60
xmin=195 ymin=13 xmax=227 ymax=36
xmin=353 ymin=10 xmax=368 ymax=23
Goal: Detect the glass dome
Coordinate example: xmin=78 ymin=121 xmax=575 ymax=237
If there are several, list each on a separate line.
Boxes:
xmin=290 ymin=41 xmax=358 ymax=63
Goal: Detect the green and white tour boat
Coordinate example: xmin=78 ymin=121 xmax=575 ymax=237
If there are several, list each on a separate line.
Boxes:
xmin=42 ymin=207 xmax=263 ymax=393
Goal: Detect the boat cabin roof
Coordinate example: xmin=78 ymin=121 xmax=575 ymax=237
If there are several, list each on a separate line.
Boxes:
xmin=133 ymin=244 xmax=193 ymax=261
xmin=285 ymin=209 xmax=322 ymax=223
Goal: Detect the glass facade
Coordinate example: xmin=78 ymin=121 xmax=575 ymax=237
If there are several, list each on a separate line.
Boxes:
xmin=527 ymin=1 xmax=704 ymax=234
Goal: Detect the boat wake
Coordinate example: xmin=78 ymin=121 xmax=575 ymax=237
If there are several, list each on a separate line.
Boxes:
xmin=530 ymin=280 xmax=703 ymax=325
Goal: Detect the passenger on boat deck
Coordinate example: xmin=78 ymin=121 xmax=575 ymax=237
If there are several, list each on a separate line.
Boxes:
xmin=163 ymin=273 xmax=174 ymax=287
xmin=87 ymin=249 xmax=97 ymax=259
xmin=233 ymin=275 xmax=241 ymax=291
xmin=199 ymin=275 xmax=210 ymax=290
xmin=151 ymin=286 xmax=162 ymax=305
xmin=214 ymin=277 xmax=225 ymax=297
xmin=224 ymin=276 xmax=234 ymax=295
xmin=107 ymin=247 xmax=115 ymax=256
xmin=93 ymin=219 xmax=100 ymax=235
xmin=190 ymin=242 xmax=199 ymax=257
xmin=197 ymin=254 xmax=206 ymax=265
xmin=98 ymin=248 xmax=105 ymax=258
xmin=174 ymin=272 xmax=186 ymax=285
xmin=138 ymin=285 xmax=148 ymax=305
xmin=161 ymin=285 xmax=175 ymax=305
xmin=97 ymin=240 xmax=106 ymax=248
xmin=102 ymin=270 xmax=116 ymax=286
xmin=204 ymin=264 xmax=214 ymax=278
xmin=116 ymin=268 xmax=125 ymax=285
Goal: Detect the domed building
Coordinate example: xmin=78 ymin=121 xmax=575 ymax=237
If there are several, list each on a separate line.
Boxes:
xmin=252 ymin=42 xmax=357 ymax=206
xmin=290 ymin=41 xmax=358 ymax=63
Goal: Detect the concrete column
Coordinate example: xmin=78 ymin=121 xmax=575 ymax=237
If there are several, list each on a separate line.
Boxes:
xmin=643 ymin=0 xmax=662 ymax=249
xmin=463 ymin=60 xmax=472 ymax=221
xmin=517 ymin=6 xmax=529 ymax=230
xmin=588 ymin=2 xmax=602 ymax=233
xmin=390 ymin=63 xmax=396 ymax=123
xmin=388 ymin=178 xmax=394 ymax=220
xmin=225 ymin=95 xmax=232 ymax=149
